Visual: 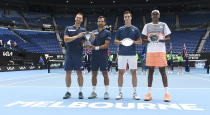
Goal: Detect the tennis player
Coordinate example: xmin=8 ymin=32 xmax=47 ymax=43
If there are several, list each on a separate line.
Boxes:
xmin=114 ymin=11 xmax=142 ymax=100
xmin=88 ymin=16 xmax=111 ymax=100
xmin=142 ymin=10 xmax=171 ymax=102
xmin=63 ymin=13 xmax=86 ymax=99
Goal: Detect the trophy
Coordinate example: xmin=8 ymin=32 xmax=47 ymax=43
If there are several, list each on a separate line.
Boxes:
xmin=84 ymin=32 xmax=92 ymax=48
xmin=121 ymin=38 xmax=134 ymax=46
xmin=148 ymin=34 xmax=159 ymax=43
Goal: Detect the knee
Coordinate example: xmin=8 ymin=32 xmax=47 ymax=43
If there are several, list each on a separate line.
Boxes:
xmin=103 ymin=75 xmax=109 ymax=79
xmin=149 ymin=70 xmax=154 ymax=75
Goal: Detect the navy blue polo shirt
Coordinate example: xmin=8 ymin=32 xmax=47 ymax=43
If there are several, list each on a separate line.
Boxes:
xmin=91 ymin=29 xmax=111 ymax=57
xmin=116 ymin=25 xmax=141 ymax=56
xmin=64 ymin=26 xmax=86 ymax=56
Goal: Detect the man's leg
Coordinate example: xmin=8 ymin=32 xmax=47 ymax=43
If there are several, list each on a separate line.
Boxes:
xmin=63 ymin=71 xmax=72 ymax=99
xmin=116 ymin=56 xmax=126 ymax=100
xmin=102 ymin=71 xmax=109 ymax=89
xmin=102 ymin=71 xmax=109 ymax=99
xmin=76 ymin=70 xmax=84 ymax=99
xmin=159 ymin=67 xmax=170 ymax=102
xmin=130 ymin=69 xmax=140 ymax=100
xmin=131 ymin=69 xmax=137 ymax=87
xmin=144 ymin=67 xmax=154 ymax=101
xmin=88 ymin=71 xmax=98 ymax=99
xmin=159 ymin=67 xmax=168 ymax=91
xmin=116 ymin=69 xmax=125 ymax=99
xmin=92 ymin=71 xmax=98 ymax=92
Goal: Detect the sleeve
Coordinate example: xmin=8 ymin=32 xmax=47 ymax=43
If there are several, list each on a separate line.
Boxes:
xmin=141 ymin=24 xmax=148 ymax=36
xmin=105 ymin=31 xmax=111 ymax=41
xmin=115 ymin=29 xmax=120 ymax=40
xmin=164 ymin=23 xmax=171 ymax=36
xmin=64 ymin=27 xmax=69 ymax=36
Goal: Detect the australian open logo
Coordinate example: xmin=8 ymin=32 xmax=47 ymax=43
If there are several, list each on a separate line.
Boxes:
xmin=149 ymin=34 xmax=159 ymax=42
xmin=3 ymin=51 xmax=13 ymax=57
xmin=19 ymin=66 xmax=26 ymax=70
xmin=29 ymin=66 xmax=35 ymax=70
xmin=7 ymin=66 xmax=15 ymax=71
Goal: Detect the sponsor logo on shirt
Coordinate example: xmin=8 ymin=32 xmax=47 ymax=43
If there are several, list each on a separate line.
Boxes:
xmin=68 ymin=29 xmax=76 ymax=32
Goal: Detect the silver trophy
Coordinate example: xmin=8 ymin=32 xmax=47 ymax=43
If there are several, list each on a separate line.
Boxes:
xmin=149 ymin=34 xmax=159 ymax=43
xmin=84 ymin=32 xmax=92 ymax=48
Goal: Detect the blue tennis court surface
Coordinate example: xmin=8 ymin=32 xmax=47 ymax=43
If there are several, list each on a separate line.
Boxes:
xmin=0 ymin=68 xmax=210 ymax=115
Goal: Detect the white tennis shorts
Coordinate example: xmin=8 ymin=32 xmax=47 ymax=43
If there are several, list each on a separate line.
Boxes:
xmin=118 ymin=55 xmax=137 ymax=70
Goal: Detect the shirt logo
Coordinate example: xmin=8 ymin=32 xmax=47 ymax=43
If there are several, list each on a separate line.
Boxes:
xmin=68 ymin=29 xmax=76 ymax=32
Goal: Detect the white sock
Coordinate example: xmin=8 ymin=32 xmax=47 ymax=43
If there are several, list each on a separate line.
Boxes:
xmin=148 ymin=87 xmax=151 ymax=94
xmin=165 ymin=87 xmax=168 ymax=94
xmin=105 ymin=85 xmax=109 ymax=93
xmin=119 ymin=87 xmax=122 ymax=93
xmin=67 ymin=87 xmax=70 ymax=92
xmin=133 ymin=87 xmax=137 ymax=93
xmin=93 ymin=86 xmax=96 ymax=93
xmin=79 ymin=87 xmax=82 ymax=92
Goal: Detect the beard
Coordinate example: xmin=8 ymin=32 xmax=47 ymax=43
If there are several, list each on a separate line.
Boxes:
xmin=152 ymin=18 xmax=159 ymax=22
xmin=75 ymin=20 xmax=81 ymax=24
xmin=98 ymin=25 xmax=104 ymax=28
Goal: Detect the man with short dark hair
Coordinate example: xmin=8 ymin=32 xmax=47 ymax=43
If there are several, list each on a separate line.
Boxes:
xmin=114 ymin=11 xmax=142 ymax=100
xmin=88 ymin=16 xmax=111 ymax=100
xmin=142 ymin=10 xmax=171 ymax=102
xmin=63 ymin=13 xmax=86 ymax=99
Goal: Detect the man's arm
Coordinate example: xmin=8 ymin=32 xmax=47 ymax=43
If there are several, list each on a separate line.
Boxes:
xmin=134 ymin=37 xmax=142 ymax=44
xmin=114 ymin=38 xmax=121 ymax=45
xmin=159 ymin=35 xmax=170 ymax=42
xmin=91 ymin=40 xmax=110 ymax=50
xmin=142 ymin=35 xmax=150 ymax=43
xmin=64 ymin=32 xmax=85 ymax=42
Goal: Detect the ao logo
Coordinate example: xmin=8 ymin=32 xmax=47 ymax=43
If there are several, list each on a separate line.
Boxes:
xmin=3 ymin=51 xmax=13 ymax=57
xmin=19 ymin=66 xmax=26 ymax=70
xmin=7 ymin=67 xmax=15 ymax=71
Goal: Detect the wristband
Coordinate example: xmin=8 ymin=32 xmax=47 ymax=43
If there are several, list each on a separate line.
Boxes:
xmin=95 ymin=46 xmax=99 ymax=50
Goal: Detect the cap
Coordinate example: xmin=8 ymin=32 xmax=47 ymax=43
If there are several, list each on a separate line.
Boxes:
xmin=151 ymin=10 xmax=160 ymax=15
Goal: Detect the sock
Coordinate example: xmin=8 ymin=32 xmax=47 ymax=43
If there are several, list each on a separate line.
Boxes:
xmin=133 ymin=87 xmax=137 ymax=93
xmin=67 ymin=87 xmax=70 ymax=93
xmin=119 ymin=87 xmax=122 ymax=93
xmin=79 ymin=87 xmax=82 ymax=92
xmin=148 ymin=87 xmax=151 ymax=94
xmin=165 ymin=87 xmax=168 ymax=94
xmin=105 ymin=85 xmax=108 ymax=93
xmin=93 ymin=86 xmax=96 ymax=93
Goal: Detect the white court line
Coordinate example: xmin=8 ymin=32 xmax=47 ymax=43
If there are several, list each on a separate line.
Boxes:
xmin=0 ymin=75 xmax=53 ymax=82
xmin=1 ymin=76 xmax=60 ymax=86
xmin=194 ymin=77 xmax=210 ymax=82
xmin=0 ymin=85 xmax=210 ymax=90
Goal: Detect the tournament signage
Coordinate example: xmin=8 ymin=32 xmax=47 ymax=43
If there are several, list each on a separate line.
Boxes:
xmin=2 ymin=51 xmax=13 ymax=57
xmin=5 ymin=101 xmax=205 ymax=111
xmin=0 ymin=66 xmax=37 ymax=72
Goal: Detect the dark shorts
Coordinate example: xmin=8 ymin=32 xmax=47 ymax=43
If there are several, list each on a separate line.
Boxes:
xmin=91 ymin=56 xmax=108 ymax=71
xmin=178 ymin=62 xmax=183 ymax=66
xmin=64 ymin=55 xmax=83 ymax=71
xmin=167 ymin=60 xmax=171 ymax=66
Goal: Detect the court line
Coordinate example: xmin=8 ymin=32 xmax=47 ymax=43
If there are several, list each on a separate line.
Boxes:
xmin=0 ymin=74 xmax=56 ymax=82
xmin=194 ymin=77 xmax=210 ymax=82
xmin=0 ymin=85 xmax=210 ymax=90
xmin=0 ymin=76 xmax=60 ymax=86
xmin=1 ymin=76 xmax=209 ymax=86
